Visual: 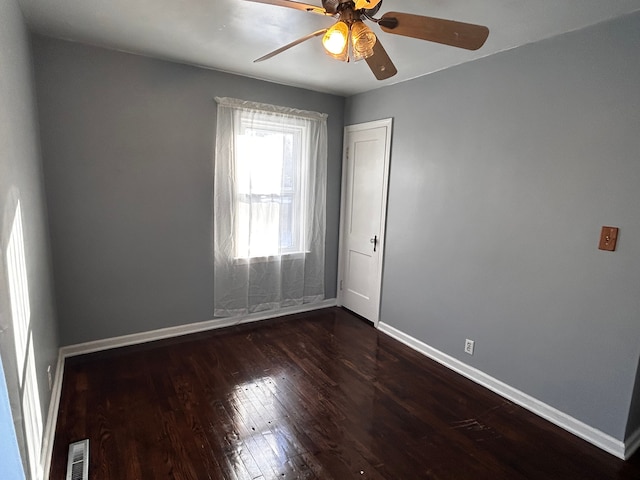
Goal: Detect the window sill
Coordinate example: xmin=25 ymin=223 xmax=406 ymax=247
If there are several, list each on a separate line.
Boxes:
xmin=233 ymin=251 xmax=309 ymax=265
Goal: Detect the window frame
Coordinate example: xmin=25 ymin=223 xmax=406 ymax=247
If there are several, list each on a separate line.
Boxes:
xmin=232 ymin=111 xmax=311 ymax=260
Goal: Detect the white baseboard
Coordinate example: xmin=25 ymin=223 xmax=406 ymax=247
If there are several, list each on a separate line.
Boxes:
xmin=59 ymin=299 xmax=336 ymax=358
xmin=40 ymin=349 xmax=65 ymax=480
xmin=625 ymin=426 xmax=640 ymax=459
xmin=378 ymin=321 xmax=626 ymax=460
xmin=41 ymin=299 xmax=336 ymax=479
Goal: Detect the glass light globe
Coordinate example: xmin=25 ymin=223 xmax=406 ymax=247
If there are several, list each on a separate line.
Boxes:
xmin=323 ymin=21 xmax=349 ymax=57
xmin=351 ymin=21 xmax=377 ymax=60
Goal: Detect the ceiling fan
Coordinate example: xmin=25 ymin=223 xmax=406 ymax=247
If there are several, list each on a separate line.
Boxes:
xmin=245 ymin=0 xmax=489 ymax=80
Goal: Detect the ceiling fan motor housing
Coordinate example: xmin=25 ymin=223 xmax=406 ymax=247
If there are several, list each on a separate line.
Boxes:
xmin=323 ymin=0 xmax=382 ymax=16
xmin=321 ymin=0 xmax=340 ymax=13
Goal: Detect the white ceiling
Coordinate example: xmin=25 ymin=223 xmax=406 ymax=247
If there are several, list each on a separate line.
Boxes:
xmin=18 ymin=0 xmax=640 ymax=96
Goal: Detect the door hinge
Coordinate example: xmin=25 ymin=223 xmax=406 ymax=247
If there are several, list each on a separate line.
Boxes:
xmin=340 ymin=280 xmax=343 ymax=290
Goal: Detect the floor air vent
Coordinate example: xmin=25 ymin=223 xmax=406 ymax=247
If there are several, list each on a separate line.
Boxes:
xmin=66 ymin=439 xmax=89 ymax=480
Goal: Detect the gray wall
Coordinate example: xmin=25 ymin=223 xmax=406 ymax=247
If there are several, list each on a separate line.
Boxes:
xmin=0 ymin=0 xmax=60 ymax=474
xmin=627 ymin=356 xmax=640 ymax=438
xmin=626 ymin=359 xmax=640 ymax=438
xmin=32 ymin=36 xmax=345 ymax=346
xmin=345 ymin=12 xmax=640 ymax=441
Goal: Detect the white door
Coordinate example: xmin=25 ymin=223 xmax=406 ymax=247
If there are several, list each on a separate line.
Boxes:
xmin=338 ymin=118 xmax=392 ymax=325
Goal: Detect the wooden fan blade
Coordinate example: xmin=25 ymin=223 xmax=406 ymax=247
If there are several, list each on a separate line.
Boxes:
xmin=244 ymin=0 xmax=329 ymax=16
xmin=254 ymin=29 xmax=328 ymax=62
xmin=365 ymin=39 xmax=397 ymax=80
xmin=379 ymin=12 xmax=489 ymax=50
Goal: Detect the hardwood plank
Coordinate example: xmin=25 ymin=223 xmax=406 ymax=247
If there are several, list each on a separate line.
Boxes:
xmin=49 ymin=308 xmax=640 ymax=479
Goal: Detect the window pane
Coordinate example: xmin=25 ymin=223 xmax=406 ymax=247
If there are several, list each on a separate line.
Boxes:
xmin=234 ymin=116 xmax=306 ymax=258
xmin=280 ymin=194 xmax=294 ymax=249
xmin=236 ymin=134 xmax=283 ymax=194
xmin=248 ymin=197 xmax=280 ymax=257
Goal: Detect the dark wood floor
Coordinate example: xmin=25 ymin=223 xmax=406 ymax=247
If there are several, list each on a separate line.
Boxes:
xmin=50 ymin=307 xmax=640 ymax=479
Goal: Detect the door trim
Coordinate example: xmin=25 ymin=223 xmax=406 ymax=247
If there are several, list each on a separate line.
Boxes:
xmin=337 ymin=118 xmax=393 ymax=327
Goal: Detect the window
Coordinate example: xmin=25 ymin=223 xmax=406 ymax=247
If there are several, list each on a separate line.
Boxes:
xmin=235 ymin=115 xmax=308 ymax=258
xmin=213 ymin=97 xmax=327 ymax=317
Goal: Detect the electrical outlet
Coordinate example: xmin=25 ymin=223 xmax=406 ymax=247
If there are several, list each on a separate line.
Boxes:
xmin=464 ymin=339 xmax=475 ymax=355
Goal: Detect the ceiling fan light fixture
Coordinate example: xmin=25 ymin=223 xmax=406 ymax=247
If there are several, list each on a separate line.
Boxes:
xmin=322 ymin=21 xmax=349 ymax=60
xmin=350 ymin=20 xmax=376 ymax=60
xmin=246 ymin=0 xmax=488 ymax=81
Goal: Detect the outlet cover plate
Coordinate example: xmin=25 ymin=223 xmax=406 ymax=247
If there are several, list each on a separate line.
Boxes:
xmin=465 ymin=339 xmax=475 ymax=355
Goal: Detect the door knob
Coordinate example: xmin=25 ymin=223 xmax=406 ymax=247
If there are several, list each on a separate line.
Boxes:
xmin=370 ymin=235 xmax=378 ymax=252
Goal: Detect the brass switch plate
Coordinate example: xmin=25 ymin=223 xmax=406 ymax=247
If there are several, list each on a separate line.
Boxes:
xmin=598 ymin=226 xmax=618 ymax=251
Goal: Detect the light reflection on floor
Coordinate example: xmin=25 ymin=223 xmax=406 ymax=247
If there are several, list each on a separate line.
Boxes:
xmin=220 ymin=321 xmax=383 ymax=480
xmin=225 ymin=375 xmax=310 ymax=478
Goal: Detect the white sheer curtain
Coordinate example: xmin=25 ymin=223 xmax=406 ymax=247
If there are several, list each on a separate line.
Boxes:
xmin=213 ymin=97 xmax=327 ymax=317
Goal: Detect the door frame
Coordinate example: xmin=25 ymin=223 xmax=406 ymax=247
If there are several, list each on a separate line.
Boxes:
xmin=337 ymin=118 xmax=393 ymax=327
